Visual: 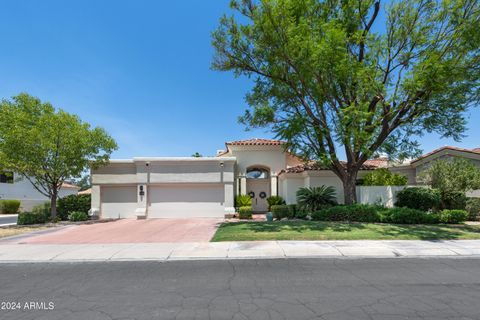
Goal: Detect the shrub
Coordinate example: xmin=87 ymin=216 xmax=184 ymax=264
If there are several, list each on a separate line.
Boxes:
xmin=266 ymin=196 xmax=285 ymax=211
xmin=57 ymin=194 xmax=91 ymax=220
xmin=296 ymin=186 xmax=337 ymax=212
xmin=17 ymin=212 xmax=48 ymax=225
xmin=235 ymin=194 xmax=252 ymax=208
xmin=441 ymin=191 xmax=467 ymax=210
xmin=294 ymin=210 xmax=309 ymax=220
xmin=311 ymin=204 xmax=380 ymax=222
xmin=395 ymin=187 xmax=441 ymax=211
xmin=438 ymin=209 xmax=468 ymax=224
xmin=362 ymin=168 xmax=408 ymax=186
xmin=68 ymin=211 xmax=89 ymax=222
xmin=271 ymin=205 xmax=290 ymax=220
xmin=466 ymin=198 xmax=480 ymax=221
xmin=381 ymin=207 xmax=438 ymax=224
xmin=32 ymin=202 xmax=51 ymax=216
xmin=0 ymin=200 xmax=21 ymax=214
xmin=238 ymin=206 xmax=253 ymax=219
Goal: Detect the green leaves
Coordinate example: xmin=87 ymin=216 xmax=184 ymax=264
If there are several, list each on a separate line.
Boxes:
xmin=362 ymin=168 xmax=408 ymax=186
xmin=212 ymin=0 xmax=480 ymax=204
xmin=420 ymin=158 xmax=480 ymax=194
xmin=296 ymin=185 xmax=337 ymax=212
xmin=0 ymin=93 xmax=117 ymax=207
xmin=212 ymin=0 xmax=480 ymax=172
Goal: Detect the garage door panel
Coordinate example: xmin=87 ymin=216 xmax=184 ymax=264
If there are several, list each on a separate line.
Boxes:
xmin=148 ymin=184 xmax=225 ymax=218
xmin=101 ymin=186 xmax=137 ymax=219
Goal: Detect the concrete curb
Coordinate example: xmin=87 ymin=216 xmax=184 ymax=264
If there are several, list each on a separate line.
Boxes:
xmin=1 ymin=240 xmax=480 ymax=263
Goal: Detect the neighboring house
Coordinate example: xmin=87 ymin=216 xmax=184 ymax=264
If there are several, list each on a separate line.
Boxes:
xmin=0 ymin=172 xmax=80 ymax=211
xmin=389 ymin=146 xmax=480 ymax=184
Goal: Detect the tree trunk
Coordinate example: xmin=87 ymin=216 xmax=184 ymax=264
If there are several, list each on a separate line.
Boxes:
xmin=50 ymin=189 xmax=58 ymax=219
xmin=343 ymin=172 xmax=358 ymax=205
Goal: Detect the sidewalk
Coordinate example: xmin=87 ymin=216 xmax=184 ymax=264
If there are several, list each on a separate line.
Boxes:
xmin=1 ymin=240 xmax=480 ymax=262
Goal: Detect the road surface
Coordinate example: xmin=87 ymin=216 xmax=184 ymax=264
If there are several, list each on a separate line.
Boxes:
xmin=1 ymin=258 xmax=479 ymax=319
xmin=0 ymin=214 xmax=17 ymax=226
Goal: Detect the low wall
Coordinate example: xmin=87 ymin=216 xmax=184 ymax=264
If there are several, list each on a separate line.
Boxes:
xmin=356 ymin=186 xmax=411 ymax=207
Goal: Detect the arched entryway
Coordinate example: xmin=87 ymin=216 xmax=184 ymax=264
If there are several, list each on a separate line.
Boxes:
xmin=246 ymin=166 xmax=271 ymax=212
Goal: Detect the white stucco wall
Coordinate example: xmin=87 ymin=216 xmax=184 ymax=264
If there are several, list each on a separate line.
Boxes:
xmin=91 ymin=157 xmax=236 ymax=218
xmin=224 ymin=145 xmax=301 ymax=176
xmin=279 ymin=170 xmax=372 ymax=205
xmin=356 ymin=185 xmax=410 ymax=207
xmin=0 ymin=173 xmax=79 ymax=211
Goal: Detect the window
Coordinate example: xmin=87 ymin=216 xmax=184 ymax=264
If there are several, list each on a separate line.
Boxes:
xmin=246 ymin=168 xmax=269 ymax=179
xmin=0 ymin=172 xmax=13 ymax=184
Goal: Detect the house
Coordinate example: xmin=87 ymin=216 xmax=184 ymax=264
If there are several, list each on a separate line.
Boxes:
xmin=90 ymin=138 xmax=385 ymax=219
xmin=389 ymin=146 xmax=480 ymax=184
xmin=90 ymin=140 xmax=480 ymax=219
xmin=0 ymin=172 xmax=80 ymax=211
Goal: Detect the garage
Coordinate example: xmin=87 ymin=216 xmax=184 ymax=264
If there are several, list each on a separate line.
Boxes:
xmin=147 ymin=184 xmax=225 ymax=218
xmin=100 ymin=186 xmax=137 ymax=218
xmin=91 ymin=157 xmax=236 ymax=219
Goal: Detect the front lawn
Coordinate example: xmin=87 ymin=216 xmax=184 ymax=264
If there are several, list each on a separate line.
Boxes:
xmin=0 ymin=226 xmax=48 ymax=239
xmin=211 ymin=221 xmax=480 ymax=241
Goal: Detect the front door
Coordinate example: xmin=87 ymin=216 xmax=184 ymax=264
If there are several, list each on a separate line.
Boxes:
xmin=247 ymin=179 xmax=270 ymax=212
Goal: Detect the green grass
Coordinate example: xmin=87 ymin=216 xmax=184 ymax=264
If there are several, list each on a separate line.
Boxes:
xmin=211 ymin=221 xmax=480 ymax=241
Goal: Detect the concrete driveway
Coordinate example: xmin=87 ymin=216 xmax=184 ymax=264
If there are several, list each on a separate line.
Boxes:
xmin=16 ymin=219 xmax=222 ymax=244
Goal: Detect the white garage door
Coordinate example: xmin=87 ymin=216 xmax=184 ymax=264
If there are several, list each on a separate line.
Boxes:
xmin=101 ymin=186 xmax=137 ymax=218
xmin=148 ymin=184 xmax=225 ymax=218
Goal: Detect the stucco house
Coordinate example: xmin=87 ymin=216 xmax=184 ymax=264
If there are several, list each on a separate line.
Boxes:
xmin=91 ymin=141 xmax=480 ymax=219
xmin=0 ymin=172 xmax=80 ymax=211
xmin=389 ymin=146 xmax=480 ymax=184
xmin=90 ymin=138 xmax=387 ymax=219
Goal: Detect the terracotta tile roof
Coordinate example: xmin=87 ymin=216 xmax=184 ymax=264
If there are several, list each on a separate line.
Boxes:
xmin=364 ymin=157 xmax=389 ymax=168
xmin=411 ymin=146 xmax=480 ymax=164
xmin=226 ymin=138 xmax=286 ymax=146
xmin=281 ymin=159 xmax=384 ymax=174
xmin=78 ymin=188 xmax=91 ymax=195
xmin=61 ymin=182 xmax=80 ymax=189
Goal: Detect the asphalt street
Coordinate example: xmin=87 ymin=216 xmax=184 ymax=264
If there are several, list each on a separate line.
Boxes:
xmin=1 ymin=258 xmax=480 ymax=320
xmin=0 ymin=214 xmax=17 ymax=226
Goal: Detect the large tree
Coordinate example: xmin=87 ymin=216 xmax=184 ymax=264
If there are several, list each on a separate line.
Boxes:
xmin=212 ymin=0 xmax=480 ymax=203
xmin=0 ymin=93 xmax=117 ymax=218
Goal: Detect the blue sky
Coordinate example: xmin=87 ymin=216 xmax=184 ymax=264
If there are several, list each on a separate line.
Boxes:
xmin=0 ymin=1 xmax=478 ymax=159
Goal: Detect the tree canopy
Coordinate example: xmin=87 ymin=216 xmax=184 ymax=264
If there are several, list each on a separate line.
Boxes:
xmin=362 ymin=168 xmax=407 ymax=186
xmin=212 ymin=0 xmax=480 ymax=203
xmin=0 ymin=93 xmax=117 ymax=217
xmin=420 ymin=158 xmax=480 ymax=194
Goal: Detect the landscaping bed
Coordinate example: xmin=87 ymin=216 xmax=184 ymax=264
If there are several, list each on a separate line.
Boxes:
xmin=211 ymin=221 xmax=480 ymax=241
xmin=0 ymin=226 xmax=50 ymax=239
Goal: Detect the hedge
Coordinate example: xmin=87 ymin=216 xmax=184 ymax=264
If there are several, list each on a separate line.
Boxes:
xmin=311 ymin=204 xmax=380 ymax=222
xmin=238 ymin=206 xmax=253 ymax=219
xmin=17 ymin=212 xmax=48 ymax=225
xmin=0 ymin=200 xmax=21 ymax=214
xmin=57 ymin=194 xmax=91 ymax=220
xmin=69 ymin=211 xmax=89 ymax=222
xmin=271 ymin=205 xmax=290 ymax=220
xmin=381 ymin=207 xmax=439 ymax=224
xmin=395 ymin=187 xmax=441 ymax=211
xmin=438 ymin=209 xmax=469 ymax=224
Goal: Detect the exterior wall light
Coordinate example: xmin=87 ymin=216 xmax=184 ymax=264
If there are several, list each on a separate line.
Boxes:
xmin=139 ymin=185 xmax=145 ymax=196
xmin=220 ymin=162 xmax=224 ymax=167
